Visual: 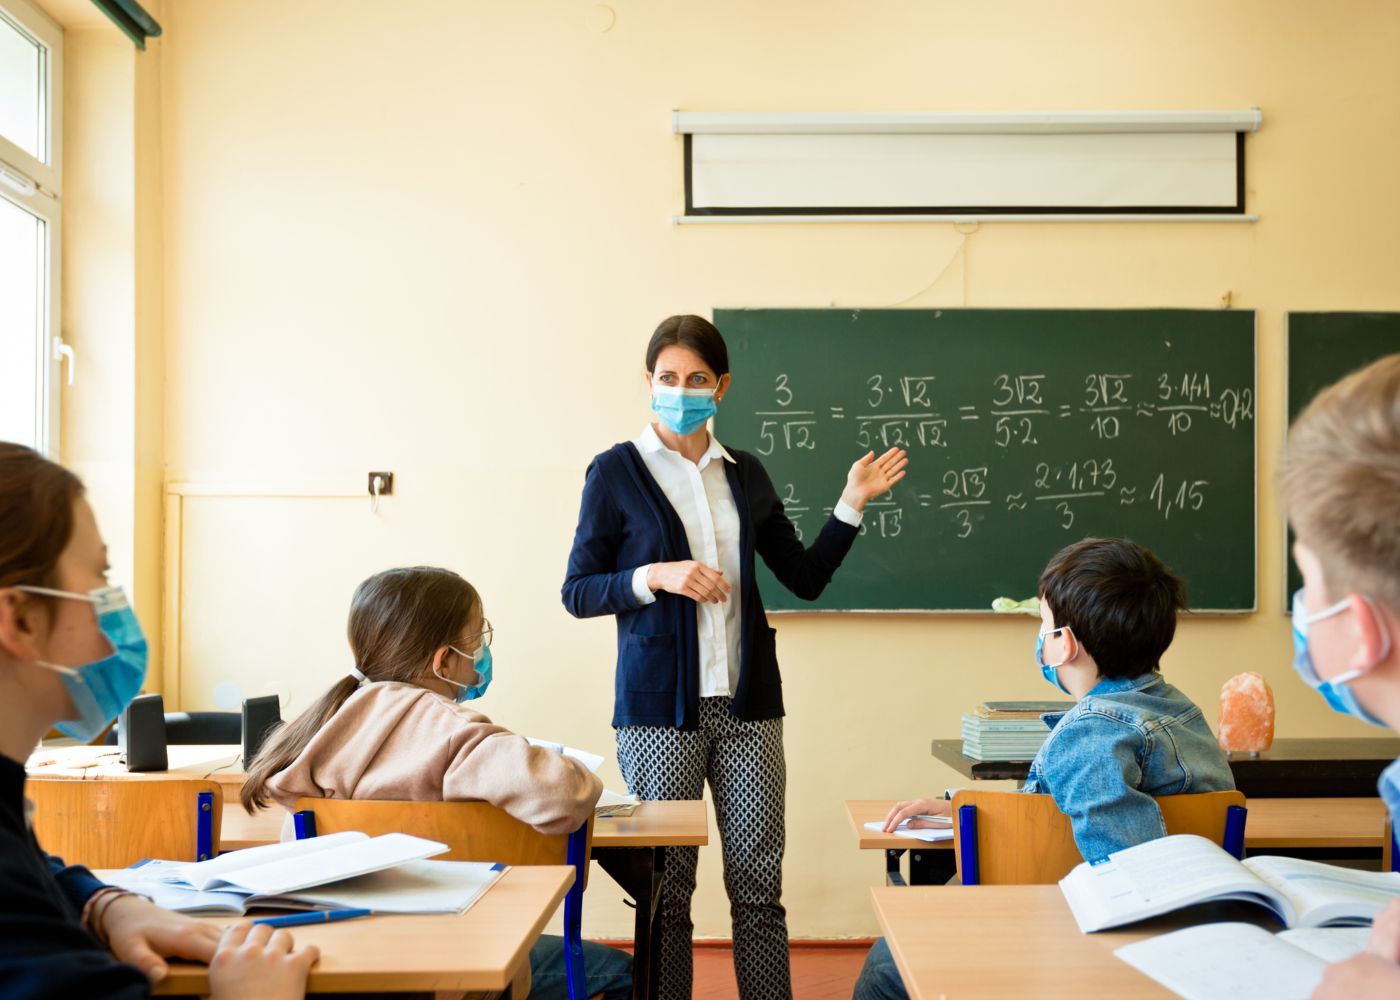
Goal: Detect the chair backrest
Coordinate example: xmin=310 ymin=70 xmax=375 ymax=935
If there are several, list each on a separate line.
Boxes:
xmin=951 ymin=788 xmax=1247 ymax=884
xmin=289 ymin=798 xmax=593 ymax=889
xmin=28 ymin=778 xmax=222 ymax=868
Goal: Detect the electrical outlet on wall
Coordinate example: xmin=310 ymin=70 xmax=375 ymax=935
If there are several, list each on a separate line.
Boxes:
xmin=368 ymin=471 xmax=394 ymax=496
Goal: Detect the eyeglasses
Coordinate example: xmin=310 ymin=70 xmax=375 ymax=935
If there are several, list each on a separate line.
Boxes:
xmin=459 ymin=618 xmax=493 ymax=651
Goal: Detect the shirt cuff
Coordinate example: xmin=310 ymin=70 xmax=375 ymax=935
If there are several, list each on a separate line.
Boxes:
xmin=833 ymin=499 xmax=863 ymax=526
xmin=632 ymin=565 xmax=657 ymax=606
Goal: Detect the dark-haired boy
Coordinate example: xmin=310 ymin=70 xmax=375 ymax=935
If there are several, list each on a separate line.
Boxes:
xmin=853 ymin=537 xmax=1234 ymax=1000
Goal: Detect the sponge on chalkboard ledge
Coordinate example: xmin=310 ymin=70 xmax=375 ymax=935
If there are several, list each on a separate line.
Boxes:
xmin=991 ymin=597 xmax=1039 ymax=615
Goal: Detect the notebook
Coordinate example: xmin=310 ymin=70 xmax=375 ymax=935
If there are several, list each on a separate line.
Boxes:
xmin=103 ymin=858 xmax=505 ymax=915
xmin=863 ymin=820 xmax=954 ymax=843
xmin=153 ymin=830 xmax=448 ymax=894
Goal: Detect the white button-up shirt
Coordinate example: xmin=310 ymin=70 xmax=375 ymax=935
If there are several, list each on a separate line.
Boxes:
xmin=631 ymin=424 xmax=861 ymax=697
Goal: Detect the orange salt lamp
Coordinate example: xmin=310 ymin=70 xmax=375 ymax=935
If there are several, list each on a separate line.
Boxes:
xmin=1218 ymin=672 xmax=1275 ymax=757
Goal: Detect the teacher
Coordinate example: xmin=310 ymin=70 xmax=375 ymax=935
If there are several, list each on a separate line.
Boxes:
xmin=561 ymin=315 xmax=907 ymax=1000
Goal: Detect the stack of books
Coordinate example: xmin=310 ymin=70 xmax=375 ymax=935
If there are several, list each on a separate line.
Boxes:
xmin=960 ymin=700 xmax=1073 ymax=761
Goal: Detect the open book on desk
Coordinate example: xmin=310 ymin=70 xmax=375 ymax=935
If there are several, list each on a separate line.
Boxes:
xmin=148 ymin=831 xmax=448 ymax=894
xmin=1060 ymin=834 xmax=1400 ymax=933
xmin=1114 ymin=923 xmax=1370 ymax=1000
xmin=103 ymin=858 xmax=505 ymax=916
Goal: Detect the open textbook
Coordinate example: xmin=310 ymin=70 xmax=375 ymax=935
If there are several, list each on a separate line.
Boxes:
xmin=1060 ymin=834 xmax=1400 ymax=933
xmin=1114 ymin=922 xmax=1370 ymax=1000
xmin=102 ymin=858 xmax=505 ymax=916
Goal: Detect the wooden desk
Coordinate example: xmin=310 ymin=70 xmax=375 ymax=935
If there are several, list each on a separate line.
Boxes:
xmin=848 ymin=798 xmax=1389 ymax=884
xmin=932 ymin=737 xmax=1400 ymax=798
xmin=219 ymin=799 xmax=709 ymax=1000
xmin=845 ymin=800 xmax=955 ymax=886
xmin=27 ymin=744 xmax=245 ymax=788
xmin=871 ymin=883 xmax=1274 ymax=999
xmin=593 ymin=800 xmax=709 ymax=1000
xmin=91 ymin=865 xmax=573 ymax=996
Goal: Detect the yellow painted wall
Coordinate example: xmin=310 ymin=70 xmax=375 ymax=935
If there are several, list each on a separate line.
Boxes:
xmin=154 ymin=0 xmax=1400 ymax=938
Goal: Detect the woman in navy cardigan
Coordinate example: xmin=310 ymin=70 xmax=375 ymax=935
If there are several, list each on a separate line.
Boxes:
xmin=562 ymin=315 xmax=907 ymax=1000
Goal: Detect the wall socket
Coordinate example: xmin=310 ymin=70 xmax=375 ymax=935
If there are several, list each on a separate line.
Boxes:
xmin=368 ymin=471 xmax=394 ymax=496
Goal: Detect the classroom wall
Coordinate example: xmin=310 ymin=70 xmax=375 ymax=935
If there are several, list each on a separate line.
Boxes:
xmin=150 ymin=0 xmax=1400 ymax=938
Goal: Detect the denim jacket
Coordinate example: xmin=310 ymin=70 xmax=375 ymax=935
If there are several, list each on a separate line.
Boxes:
xmin=1021 ymin=671 xmax=1235 ymax=862
xmin=1380 ymin=758 xmax=1400 ymax=827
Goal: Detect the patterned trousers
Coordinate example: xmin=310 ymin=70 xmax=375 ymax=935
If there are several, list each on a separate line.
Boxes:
xmin=616 ymin=697 xmax=790 ymax=1000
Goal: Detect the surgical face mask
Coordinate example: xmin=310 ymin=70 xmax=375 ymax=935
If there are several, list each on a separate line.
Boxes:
xmin=1291 ymin=588 xmax=1390 ymax=728
xmin=651 ymin=385 xmax=716 ymax=436
xmin=438 ymin=643 xmax=492 ymax=703
xmin=16 ymin=585 xmax=149 ymax=742
xmin=1035 ymin=626 xmax=1075 ymax=694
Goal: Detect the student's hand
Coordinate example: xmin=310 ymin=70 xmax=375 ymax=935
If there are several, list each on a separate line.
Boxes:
xmin=882 ymin=797 xmax=950 ymax=833
xmin=840 ymin=448 xmax=909 ymax=512
xmin=1365 ymin=898 xmax=1400 ymax=962
xmin=647 ymin=561 xmax=732 ymax=604
xmin=208 ymin=921 xmax=319 ymax=1000
xmin=99 ymin=894 xmax=223 ymax=985
xmin=1312 ymin=952 xmax=1400 ymax=999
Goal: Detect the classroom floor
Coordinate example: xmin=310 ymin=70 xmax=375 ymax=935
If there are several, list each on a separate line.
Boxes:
xmin=691 ymin=943 xmax=868 ymax=1000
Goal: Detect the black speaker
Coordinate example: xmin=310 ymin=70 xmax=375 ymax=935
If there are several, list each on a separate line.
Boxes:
xmin=118 ymin=693 xmax=168 ymax=772
xmin=242 ymin=695 xmax=282 ymax=763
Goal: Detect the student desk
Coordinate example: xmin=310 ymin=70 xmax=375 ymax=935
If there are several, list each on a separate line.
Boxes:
xmin=92 ymin=864 xmax=573 ymax=996
xmin=846 ymin=798 xmax=1389 ymax=885
xmin=870 ymin=883 xmax=1277 ymax=999
xmin=221 ymin=800 xmax=712 ymax=1000
xmin=931 ymin=737 xmax=1400 ymax=798
xmin=37 ymin=744 xmax=709 ymax=1000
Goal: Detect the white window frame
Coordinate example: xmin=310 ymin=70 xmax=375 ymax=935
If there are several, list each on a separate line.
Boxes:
xmin=0 ymin=0 xmax=62 ymax=455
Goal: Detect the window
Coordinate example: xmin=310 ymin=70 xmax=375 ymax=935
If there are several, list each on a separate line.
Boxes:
xmin=0 ymin=0 xmax=60 ymax=453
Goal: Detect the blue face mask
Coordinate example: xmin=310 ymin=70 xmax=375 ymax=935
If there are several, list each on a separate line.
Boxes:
xmin=651 ymin=385 xmax=716 ymax=436
xmin=18 ymin=585 xmax=149 ymax=742
xmin=441 ymin=643 xmax=492 ymax=703
xmin=1035 ymin=626 xmax=1075 ymax=694
xmin=1290 ymin=588 xmax=1389 ymax=728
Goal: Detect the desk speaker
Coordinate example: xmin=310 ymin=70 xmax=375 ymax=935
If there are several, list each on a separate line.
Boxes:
xmin=118 ymin=693 xmax=168 ymax=772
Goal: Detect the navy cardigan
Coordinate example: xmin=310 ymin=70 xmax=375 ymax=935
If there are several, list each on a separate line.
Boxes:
xmin=562 ymin=441 xmax=859 ymax=730
xmin=0 ymin=755 xmax=149 ymax=999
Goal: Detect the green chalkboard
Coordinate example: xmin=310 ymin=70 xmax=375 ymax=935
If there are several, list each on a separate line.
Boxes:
xmin=713 ymin=308 xmax=1257 ymax=612
xmin=1286 ymin=313 xmax=1400 ymax=600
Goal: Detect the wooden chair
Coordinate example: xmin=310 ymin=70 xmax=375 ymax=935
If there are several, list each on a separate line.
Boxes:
xmin=291 ymin=799 xmax=596 ymax=1000
xmin=951 ymin=788 xmax=1247 ymax=885
xmin=28 ymin=778 xmax=221 ymax=868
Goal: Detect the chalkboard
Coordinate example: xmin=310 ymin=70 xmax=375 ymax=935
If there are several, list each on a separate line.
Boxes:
xmin=1285 ymin=313 xmax=1400 ymax=600
xmin=713 ymin=308 xmax=1257 ymax=612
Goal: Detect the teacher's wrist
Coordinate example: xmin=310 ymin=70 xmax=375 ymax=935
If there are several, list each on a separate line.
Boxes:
xmin=839 ymin=487 xmax=867 ymax=513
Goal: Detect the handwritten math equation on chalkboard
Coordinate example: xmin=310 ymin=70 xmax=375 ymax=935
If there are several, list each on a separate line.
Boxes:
xmin=754 ymin=369 xmax=1254 ymax=544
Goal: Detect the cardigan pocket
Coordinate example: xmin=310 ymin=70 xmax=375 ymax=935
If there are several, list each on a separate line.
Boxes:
xmin=621 ymin=632 xmax=677 ymax=693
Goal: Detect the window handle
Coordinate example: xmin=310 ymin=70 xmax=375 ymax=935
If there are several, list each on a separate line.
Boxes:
xmin=53 ymin=337 xmax=75 ymax=386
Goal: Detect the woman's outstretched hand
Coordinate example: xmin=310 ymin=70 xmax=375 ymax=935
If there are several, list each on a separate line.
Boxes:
xmin=840 ymin=447 xmax=909 ymax=512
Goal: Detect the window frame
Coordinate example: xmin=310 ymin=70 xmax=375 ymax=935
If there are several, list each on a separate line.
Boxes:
xmin=0 ymin=0 xmax=62 ymax=455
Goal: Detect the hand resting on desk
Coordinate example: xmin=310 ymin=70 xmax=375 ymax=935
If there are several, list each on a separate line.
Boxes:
xmin=881 ymin=797 xmax=951 ymax=833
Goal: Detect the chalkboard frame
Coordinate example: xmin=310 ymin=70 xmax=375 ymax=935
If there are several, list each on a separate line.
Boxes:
xmin=715 ymin=306 xmax=1259 ymax=616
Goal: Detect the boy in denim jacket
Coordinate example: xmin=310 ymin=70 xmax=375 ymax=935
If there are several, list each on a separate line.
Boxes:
xmin=1281 ymin=355 xmax=1400 ymax=1000
xmin=853 ymin=537 xmax=1233 ymax=1000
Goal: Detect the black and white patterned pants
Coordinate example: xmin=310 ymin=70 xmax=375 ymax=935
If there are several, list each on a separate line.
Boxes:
xmin=616 ymin=697 xmax=790 ymax=1000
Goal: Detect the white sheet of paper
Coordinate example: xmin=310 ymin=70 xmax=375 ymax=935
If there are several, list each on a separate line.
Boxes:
xmin=864 ymin=820 xmax=954 ymax=843
xmin=524 ymin=737 xmax=606 ymax=773
xmin=1115 ymin=922 xmax=1328 ymax=1000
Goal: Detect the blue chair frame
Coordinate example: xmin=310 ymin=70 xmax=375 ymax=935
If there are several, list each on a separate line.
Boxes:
xmin=956 ymin=802 xmax=1248 ymax=885
xmin=293 ymin=807 xmax=592 ymax=1000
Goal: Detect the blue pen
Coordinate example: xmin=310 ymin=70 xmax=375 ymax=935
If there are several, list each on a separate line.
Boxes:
xmin=253 ymin=908 xmax=373 ymax=928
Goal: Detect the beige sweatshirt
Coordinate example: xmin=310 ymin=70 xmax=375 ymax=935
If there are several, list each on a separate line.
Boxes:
xmin=264 ymin=681 xmax=602 ymax=836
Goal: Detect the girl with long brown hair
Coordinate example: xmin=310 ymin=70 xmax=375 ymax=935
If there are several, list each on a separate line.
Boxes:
xmin=241 ymin=565 xmax=632 ymax=1000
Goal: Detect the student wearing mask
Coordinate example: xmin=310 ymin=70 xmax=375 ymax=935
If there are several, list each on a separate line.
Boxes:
xmin=0 ymin=442 xmax=318 ymax=999
xmin=1279 ymin=355 xmax=1400 ymax=999
xmin=241 ymin=565 xmax=632 ymax=1000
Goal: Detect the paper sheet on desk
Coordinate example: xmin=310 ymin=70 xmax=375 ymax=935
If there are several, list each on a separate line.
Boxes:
xmin=525 ymin=738 xmax=606 ymax=773
xmin=864 ymin=821 xmax=953 ymax=843
xmin=596 ymin=788 xmax=639 ymax=818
